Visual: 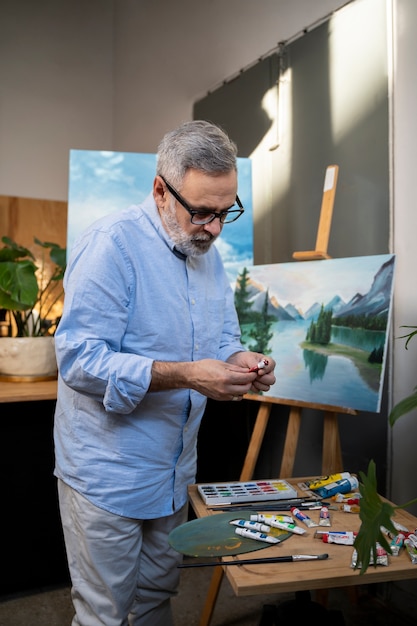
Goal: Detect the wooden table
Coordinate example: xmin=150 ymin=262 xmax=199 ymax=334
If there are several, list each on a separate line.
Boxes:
xmin=188 ymin=478 xmax=417 ymax=624
xmin=0 ymin=379 xmax=57 ymax=403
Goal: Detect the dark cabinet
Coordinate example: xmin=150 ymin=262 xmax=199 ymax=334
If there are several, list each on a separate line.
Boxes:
xmin=1 ymin=395 xmax=69 ymax=595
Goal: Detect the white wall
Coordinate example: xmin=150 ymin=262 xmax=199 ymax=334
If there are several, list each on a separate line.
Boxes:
xmin=112 ymin=0 xmax=350 ymax=152
xmin=1 ymin=0 xmax=417 ymax=521
xmin=391 ymin=0 xmax=417 ymax=509
xmin=0 ymin=0 xmax=114 ymax=201
xmin=0 ymin=0 xmax=348 ymax=200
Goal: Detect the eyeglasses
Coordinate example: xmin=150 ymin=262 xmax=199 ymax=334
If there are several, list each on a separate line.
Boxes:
xmin=160 ymin=175 xmax=244 ymax=225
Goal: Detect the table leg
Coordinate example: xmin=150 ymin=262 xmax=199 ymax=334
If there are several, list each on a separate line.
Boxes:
xmin=198 ymin=566 xmax=224 ymax=626
xmin=197 ymin=402 xmax=272 ymax=626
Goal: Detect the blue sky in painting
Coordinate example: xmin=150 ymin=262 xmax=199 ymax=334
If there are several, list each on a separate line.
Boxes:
xmin=67 ymin=150 xmax=253 ymax=282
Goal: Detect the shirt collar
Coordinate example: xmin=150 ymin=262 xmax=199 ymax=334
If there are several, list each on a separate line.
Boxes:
xmin=172 ymin=247 xmax=187 ymax=261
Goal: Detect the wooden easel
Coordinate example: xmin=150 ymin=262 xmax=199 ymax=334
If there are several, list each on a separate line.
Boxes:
xmin=292 ymin=164 xmax=338 ymax=262
xmin=198 ymin=165 xmax=354 ymax=626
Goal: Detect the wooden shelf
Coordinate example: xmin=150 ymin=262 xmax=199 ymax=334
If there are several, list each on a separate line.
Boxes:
xmin=0 ymin=379 xmax=57 ymax=403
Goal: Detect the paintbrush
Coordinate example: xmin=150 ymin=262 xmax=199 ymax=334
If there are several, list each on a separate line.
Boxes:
xmin=178 ymin=553 xmax=329 ymax=567
xmin=207 ymin=500 xmax=329 ymax=512
xmin=207 ymin=497 xmax=314 ymax=508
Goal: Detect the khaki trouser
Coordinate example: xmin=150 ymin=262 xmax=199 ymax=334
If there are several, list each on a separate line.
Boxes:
xmin=57 ymin=479 xmax=188 ymax=626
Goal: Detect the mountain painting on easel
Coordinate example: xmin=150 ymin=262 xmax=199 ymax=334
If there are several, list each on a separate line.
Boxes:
xmin=234 ymin=254 xmax=395 ymax=413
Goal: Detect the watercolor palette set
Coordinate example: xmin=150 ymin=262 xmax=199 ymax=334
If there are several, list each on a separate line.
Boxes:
xmin=197 ymin=479 xmax=298 ymax=505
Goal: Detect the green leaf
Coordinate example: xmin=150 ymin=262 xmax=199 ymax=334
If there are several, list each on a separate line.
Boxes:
xmin=397 ymin=325 xmax=417 ymax=349
xmin=0 ymin=236 xmax=66 ymax=335
xmin=0 ymin=237 xmax=35 ymax=263
xmin=0 ymin=261 xmax=38 ymax=309
xmin=353 ymin=460 xmax=397 ymax=574
xmin=34 ymin=237 xmax=67 ymax=279
xmin=389 ymin=390 xmax=417 ymax=427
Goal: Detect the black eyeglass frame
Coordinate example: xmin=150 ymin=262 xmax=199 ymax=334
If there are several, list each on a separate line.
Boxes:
xmin=160 ymin=175 xmax=244 ymax=225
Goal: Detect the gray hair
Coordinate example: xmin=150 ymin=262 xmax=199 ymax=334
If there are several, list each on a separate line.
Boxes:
xmin=156 ymin=120 xmax=238 ymax=188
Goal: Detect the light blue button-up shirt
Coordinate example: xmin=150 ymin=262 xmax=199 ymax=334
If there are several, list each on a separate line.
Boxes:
xmin=53 ymin=192 xmax=244 ymax=519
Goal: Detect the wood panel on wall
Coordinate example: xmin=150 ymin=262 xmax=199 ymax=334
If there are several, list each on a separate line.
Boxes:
xmin=0 ymin=195 xmax=68 ymax=326
xmin=0 ymin=195 xmax=67 ymax=250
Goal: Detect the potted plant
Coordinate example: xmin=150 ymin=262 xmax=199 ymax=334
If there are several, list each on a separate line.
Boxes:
xmin=354 ymin=325 xmax=417 ymax=573
xmin=0 ymin=235 xmax=66 ymax=380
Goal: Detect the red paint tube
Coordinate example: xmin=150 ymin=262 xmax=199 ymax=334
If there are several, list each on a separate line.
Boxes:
xmin=321 ymin=531 xmax=357 ymax=545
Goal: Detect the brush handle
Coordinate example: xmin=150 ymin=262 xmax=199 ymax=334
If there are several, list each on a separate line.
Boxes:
xmin=208 ymin=499 xmax=325 ymax=511
xmin=178 ymin=554 xmax=328 ymax=567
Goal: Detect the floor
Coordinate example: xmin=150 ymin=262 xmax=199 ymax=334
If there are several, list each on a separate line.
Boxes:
xmin=1 ymin=564 xmax=416 ymax=626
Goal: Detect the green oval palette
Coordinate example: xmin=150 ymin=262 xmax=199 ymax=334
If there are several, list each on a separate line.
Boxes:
xmin=168 ymin=510 xmax=291 ymax=557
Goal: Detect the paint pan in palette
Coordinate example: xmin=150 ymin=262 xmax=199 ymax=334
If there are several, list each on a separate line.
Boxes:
xmin=197 ymin=479 xmax=298 ymax=505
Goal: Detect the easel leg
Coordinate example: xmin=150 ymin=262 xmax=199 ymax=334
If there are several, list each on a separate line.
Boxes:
xmin=322 ymin=411 xmax=343 ymax=474
xmin=198 ymin=402 xmax=272 ymax=626
xmin=239 ymin=402 xmax=272 ymax=481
xmin=279 ymin=407 xmax=302 ymax=477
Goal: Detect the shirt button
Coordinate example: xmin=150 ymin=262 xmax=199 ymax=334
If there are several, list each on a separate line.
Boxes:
xmin=191 ymin=299 xmax=196 ymax=305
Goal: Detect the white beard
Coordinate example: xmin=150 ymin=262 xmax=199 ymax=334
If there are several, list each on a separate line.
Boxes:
xmin=161 ymin=200 xmax=215 ymax=257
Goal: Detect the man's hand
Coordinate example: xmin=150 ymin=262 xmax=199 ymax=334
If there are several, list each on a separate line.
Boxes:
xmin=150 ymin=354 xmax=276 ymax=401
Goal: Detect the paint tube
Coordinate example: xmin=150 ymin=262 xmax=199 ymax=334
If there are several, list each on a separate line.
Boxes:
xmin=333 ymin=494 xmax=361 ymax=504
xmin=305 ymin=472 xmax=352 ymax=491
xmin=382 ymin=521 xmax=410 ymax=539
xmin=229 ymin=519 xmax=270 ymax=532
xmin=321 ymin=531 xmax=356 ymax=545
xmin=234 ymin=527 xmax=280 ymax=544
xmin=291 ymin=507 xmax=318 ymax=528
xmin=267 ymin=519 xmax=306 ymax=535
xmin=392 ymin=520 xmax=410 ymax=533
xmin=248 ymin=358 xmax=269 ymax=373
xmin=312 ymin=476 xmax=359 ymax=499
xmin=250 ymin=513 xmax=294 ymax=525
xmin=341 ymin=503 xmax=360 ymax=513
xmin=250 ymin=513 xmax=305 ymax=534
xmin=315 ymin=530 xmax=350 ymax=538
xmin=404 ymin=535 xmax=417 ymax=564
xmin=319 ymin=506 xmax=331 ymax=526
xmin=350 ymin=543 xmax=389 ymax=568
xmin=390 ymin=533 xmax=405 ymax=556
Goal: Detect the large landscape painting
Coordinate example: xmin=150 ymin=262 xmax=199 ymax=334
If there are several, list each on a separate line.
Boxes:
xmin=234 ymin=254 xmax=395 ymax=412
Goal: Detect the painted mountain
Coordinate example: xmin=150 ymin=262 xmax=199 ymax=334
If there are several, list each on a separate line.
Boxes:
xmin=239 ymin=256 xmax=394 ymax=323
xmin=234 ymin=254 xmax=395 ymax=412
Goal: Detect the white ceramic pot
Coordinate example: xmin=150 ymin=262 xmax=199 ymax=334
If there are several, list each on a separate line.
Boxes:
xmin=0 ymin=336 xmax=57 ymax=381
